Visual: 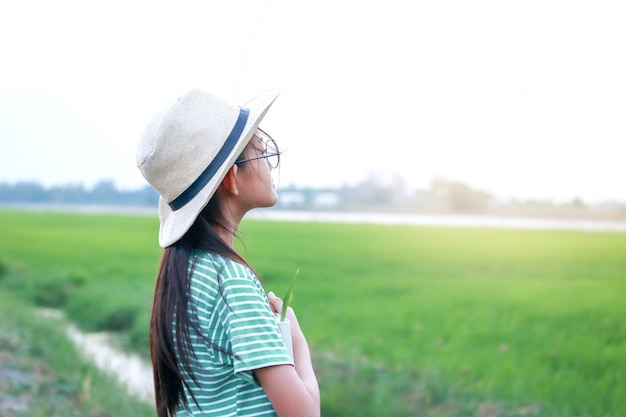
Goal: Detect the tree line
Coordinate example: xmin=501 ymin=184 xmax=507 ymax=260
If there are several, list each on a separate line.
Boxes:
xmin=1 ymin=178 xmax=623 ymax=218
xmin=0 ymin=180 xmax=159 ymax=207
xmin=0 ymin=178 xmax=494 ymax=211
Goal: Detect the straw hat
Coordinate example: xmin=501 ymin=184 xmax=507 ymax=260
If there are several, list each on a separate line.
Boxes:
xmin=136 ymin=88 xmax=279 ymax=247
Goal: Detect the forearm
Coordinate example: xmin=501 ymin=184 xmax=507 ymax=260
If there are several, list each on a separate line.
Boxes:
xmin=292 ymin=332 xmax=320 ymax=405
xmin=256 ymin=357 xmax=320 ymax=417
xmin=264 ymin=292 xmax=320 ymax=416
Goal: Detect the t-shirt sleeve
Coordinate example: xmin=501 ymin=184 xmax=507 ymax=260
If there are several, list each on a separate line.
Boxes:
xmin=218 ymin=261 xmax=294 ymax=384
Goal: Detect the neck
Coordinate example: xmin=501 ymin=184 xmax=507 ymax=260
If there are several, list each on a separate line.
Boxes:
xmin=215 ymin=224 xmax=236 ymax=248
xmin=214 ymin=207 xmax=245 ymax=249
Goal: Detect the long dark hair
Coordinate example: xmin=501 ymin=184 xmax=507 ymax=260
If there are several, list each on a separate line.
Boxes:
xmin=150 ymin=191 xmax=252 ymax=417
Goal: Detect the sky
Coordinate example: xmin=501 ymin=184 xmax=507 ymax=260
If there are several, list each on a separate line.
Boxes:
xmin=0 ymin=0 xmax=624 ymax=204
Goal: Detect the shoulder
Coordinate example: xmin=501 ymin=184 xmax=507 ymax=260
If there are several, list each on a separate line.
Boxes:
xmin=191 ymin=251 xmax=255 ymax=283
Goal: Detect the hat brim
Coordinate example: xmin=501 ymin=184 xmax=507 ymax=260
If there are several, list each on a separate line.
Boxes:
xmin=157 ymin=90 xmax=280 ymax=248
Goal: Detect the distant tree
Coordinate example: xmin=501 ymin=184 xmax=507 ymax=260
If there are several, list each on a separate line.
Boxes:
xmin=568 ymin=198 xmax=586 ymax=209
xmin=126 ymin=185 xmax=159 ymax=206
xmin=0 ymin=180 xmax=159 ymax=207
xmin=90 ymin=180 xmax=118 ymax=204
xmin=0 ymin=181 xmax=48 ymax=203
xmin=429 ymin=179 xmax=493 ymax=212
xmin=339 ymin=175 xmax=394 ymax=207
xmin=49 ymin=183 xmax=88 ymax=204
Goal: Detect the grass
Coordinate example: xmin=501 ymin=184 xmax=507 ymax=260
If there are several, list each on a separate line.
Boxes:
xmin=0 ymin=288 xmax=154 ymax=416
xmin=0 ymin=209 xmax=625 ymax=416
xmin=242 ymin=221 xmax=626 ymax=416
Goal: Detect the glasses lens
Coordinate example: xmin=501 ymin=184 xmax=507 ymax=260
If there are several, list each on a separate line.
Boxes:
xmin=265 ymin=138 xmax=279 ymax=168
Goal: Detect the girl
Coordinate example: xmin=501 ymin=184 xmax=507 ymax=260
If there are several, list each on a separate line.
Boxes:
xmin=136 ymin=89 xmax=320 ymax=417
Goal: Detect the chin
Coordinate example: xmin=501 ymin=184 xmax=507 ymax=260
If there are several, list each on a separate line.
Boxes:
xmin=267 ymin=189 xmax=279 ymax=206
xmin=256 ymin=195 xmax=278 ymax=209
xmin=267 ymin=195 xmax=278 ymax=207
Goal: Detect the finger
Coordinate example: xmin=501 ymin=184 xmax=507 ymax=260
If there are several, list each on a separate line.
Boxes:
xmin=267 ymin=291 xmax=283 ymax=313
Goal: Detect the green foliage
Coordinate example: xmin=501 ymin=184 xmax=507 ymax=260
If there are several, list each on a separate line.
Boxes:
xmin=280 ymin=267 xmax=299 ymax=322
xmin=0 ymin=180 xmax=159 ymax=206
xmin=63 ymin=282 xmax=151 ymax=332
xmin=32 ymin=271 xmax=86 ymax=307
xmin=0 ymin=257 xmax=7 ymax=279
xmin=0 ymin=209 xmax=158 ymax=333
xmin=0 ymin=288 xmax=154 ymax=416
xmin=240 ymin=220 xmax=626 ymax=417
xmin=315 ymin=351 xmax=542 ymax=417
xmin=1 ymin=209 xmax=625 ymax=417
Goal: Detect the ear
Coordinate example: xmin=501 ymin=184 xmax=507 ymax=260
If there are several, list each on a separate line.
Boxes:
xmin=221 ymin=165 xmax=239 ymax=196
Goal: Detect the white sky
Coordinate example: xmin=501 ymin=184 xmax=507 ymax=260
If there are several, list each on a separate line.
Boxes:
xmin=0 ymin=0 xmax=624 ymax=203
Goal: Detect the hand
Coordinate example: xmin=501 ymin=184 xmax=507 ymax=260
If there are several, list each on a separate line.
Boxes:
xmin=268 ymin=291 xmax=303 ymax=341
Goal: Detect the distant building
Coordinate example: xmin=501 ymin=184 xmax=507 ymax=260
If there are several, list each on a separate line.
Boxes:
xmin=312 ymin=191 xmax=340 ymax=207
xmin=277 ymin=190 xmax=306 ymax=207
xmin=277 ymin=187 xmax=340 ymax=209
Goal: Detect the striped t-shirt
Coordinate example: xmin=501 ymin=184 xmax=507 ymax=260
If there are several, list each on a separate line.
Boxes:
xmin=174 ymin=252 xmax=293 ymax=416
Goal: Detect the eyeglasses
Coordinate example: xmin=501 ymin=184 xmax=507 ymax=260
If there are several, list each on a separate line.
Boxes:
xmin=235 ymin=132 xmax=280 ymax=169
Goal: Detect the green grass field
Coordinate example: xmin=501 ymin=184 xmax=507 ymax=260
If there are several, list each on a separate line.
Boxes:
xmin=1 ymin=209 xmax=624 ymax=416
xmin=0 ymin=286 xmax=154 ymax=416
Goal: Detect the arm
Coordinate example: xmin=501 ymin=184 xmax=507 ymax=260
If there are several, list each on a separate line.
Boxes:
xmin=255 ymin=292 xmax=320 ymax=417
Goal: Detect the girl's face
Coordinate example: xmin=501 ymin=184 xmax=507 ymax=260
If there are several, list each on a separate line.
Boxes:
xmin=237 ymin=130 xmax=279 ymax=209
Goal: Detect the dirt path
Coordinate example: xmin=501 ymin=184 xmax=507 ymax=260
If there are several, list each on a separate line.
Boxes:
xmin=65 ymin=324 xmax=154 ymax=404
